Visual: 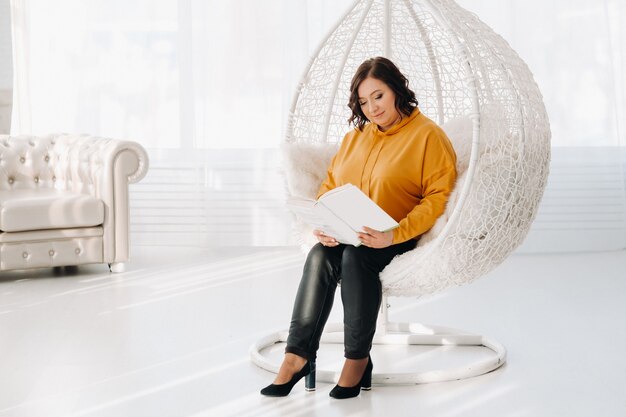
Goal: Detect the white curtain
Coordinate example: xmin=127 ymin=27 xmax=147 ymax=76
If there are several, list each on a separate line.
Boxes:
xmin=9 ymin=0 xmax=354 ymax=247
xmin=457 ymin=0 xmax=626 ymax=148
xmin=10 ymin=0 xmax=354 ymax=148
xmin=10 ymin=0 xmax=626 ymax=250
xmin=0 ymin=0 xmax=11 ymax=134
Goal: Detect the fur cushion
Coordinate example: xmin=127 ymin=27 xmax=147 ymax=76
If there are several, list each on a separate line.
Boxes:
xmin=281 ymin=141 xmax=339 ymax=249
xmin=281 ymin=142 xmax=339 ymax=199
xmin=441 ymin=115 xmax=473 ymax=176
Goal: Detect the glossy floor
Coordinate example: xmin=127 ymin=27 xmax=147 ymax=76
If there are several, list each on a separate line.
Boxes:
xmin=1 ymin=247 xmax=625 ymax=417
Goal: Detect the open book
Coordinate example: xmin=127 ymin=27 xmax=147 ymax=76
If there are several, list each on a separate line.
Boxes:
xmin=287 ymin=183 xmax=399 ymax=246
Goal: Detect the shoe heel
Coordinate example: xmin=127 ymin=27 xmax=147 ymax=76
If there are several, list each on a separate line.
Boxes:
xmin=305 ymin=360 xmax=316 ymax=392
xmin=360 ymin=370 xmax=371 ymax=390
xmin=360 ymin=357 xmax=372 ymax=391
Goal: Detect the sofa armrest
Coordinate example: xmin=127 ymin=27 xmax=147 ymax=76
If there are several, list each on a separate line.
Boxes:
xmin=49 ymin=134 xmax=149 ymax=263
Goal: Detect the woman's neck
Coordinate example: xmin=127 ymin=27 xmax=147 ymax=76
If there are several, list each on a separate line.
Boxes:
xmin=379 ymin=114 xmax=403 ymax=132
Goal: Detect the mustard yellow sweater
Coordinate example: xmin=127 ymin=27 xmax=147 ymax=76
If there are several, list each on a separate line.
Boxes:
xmin=317 ymin=108 xmax=457 ymax=244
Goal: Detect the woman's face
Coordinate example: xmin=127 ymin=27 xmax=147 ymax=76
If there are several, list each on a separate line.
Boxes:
xmin=357 ymin=76 xmax=401 ymax=131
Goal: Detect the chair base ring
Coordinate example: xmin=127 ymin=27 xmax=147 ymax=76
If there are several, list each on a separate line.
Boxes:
xmin=250 ymin=322 xmax=506 ymax=385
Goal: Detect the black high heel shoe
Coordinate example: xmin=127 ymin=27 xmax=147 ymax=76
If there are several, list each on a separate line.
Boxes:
xmin=329 ymin=356 xmax=373 ymax=399
xmin=260 ymin=360 xmax=316 ymax=397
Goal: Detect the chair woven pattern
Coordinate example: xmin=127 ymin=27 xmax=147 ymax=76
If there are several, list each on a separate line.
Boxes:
xmin=285 ymin=0 xmax=551 ymax=297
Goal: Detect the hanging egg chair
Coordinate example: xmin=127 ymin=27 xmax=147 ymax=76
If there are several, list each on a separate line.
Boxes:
xmin=251 ymin=0 xmax=551 ymax=385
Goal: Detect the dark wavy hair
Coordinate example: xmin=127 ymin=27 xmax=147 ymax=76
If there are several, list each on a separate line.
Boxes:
xmin=348 ymin=57 xmax=418 ymax=131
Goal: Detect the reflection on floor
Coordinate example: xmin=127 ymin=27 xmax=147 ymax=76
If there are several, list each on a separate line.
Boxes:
xmin=0 ymin=246 xmax=625 ymax=417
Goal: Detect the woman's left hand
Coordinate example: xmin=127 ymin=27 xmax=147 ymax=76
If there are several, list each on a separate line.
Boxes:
xmin=358 ymin=226 xmax=394 ymax=249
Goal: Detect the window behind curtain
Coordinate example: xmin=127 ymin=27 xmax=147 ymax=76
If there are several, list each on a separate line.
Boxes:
xmin=11 ymin=0 xmax=626 ymax=250
xmin=10 ymin=0 xmax=355 ymax=247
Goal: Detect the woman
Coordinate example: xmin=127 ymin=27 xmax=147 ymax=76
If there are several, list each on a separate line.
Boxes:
xmin=261 ymin=57 xmax=457 ymax=399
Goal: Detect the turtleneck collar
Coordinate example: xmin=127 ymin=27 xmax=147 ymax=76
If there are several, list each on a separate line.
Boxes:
xmin=372 ymin=107 xmax=420 ymax=136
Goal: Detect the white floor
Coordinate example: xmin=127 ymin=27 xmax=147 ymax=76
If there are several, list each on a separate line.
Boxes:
xmin=1 ymin=246 xmax=625 ymax=417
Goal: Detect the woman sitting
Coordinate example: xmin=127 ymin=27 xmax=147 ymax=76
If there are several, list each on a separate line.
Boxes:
xmin=261 ymin=56 xmax=457 ymax=399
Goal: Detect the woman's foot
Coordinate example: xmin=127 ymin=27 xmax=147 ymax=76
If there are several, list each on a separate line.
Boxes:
xmin=337 ymin=357 xmax=369 ymax=387
xmin=260 ymin=353 xmax=315 ymax=397
xmin=274 ymin=353 xmax=308 ymax=384
xmin=329 ymin=356 xmax=373 ymax=399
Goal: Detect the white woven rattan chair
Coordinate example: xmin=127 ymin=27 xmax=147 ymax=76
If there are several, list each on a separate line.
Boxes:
xmin=251 ymin=0 xmax=551 ymax=385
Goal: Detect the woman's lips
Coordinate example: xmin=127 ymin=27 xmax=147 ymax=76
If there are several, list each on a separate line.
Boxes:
xmin=372 ymin=111 xmax=384 ymax=118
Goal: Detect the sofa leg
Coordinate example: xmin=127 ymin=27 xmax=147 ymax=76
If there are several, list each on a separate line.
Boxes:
xmin=109 ymin=262 xmax=126 ymax=273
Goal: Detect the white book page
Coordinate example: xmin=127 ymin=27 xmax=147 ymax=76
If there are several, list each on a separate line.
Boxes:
xmin=286 ymin=197 xmax=361 ymax=245
xmin=318 ymin=184 xmax=399 ymax=233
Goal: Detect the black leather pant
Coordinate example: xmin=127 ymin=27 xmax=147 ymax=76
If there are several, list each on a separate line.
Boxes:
xmin=285 ymin=240 xmax=415 ymax=360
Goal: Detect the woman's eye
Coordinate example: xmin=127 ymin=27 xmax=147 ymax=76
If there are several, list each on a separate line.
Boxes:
xmin=375 ymin=94 xmax=383 ymax=100
xmin=359 ymin=102 xmax=366 ymax=106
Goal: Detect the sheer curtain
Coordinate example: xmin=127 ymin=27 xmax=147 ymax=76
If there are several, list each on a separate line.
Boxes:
xmin=10 ymin=0 xmax=353 ymax=148
xmin=10 ymin=0 xmax=353 ymax=246
xmin=10 ymin=0 xmax=626 ymax=250
xmin=0 ymin=0 xmax=10 ymax=133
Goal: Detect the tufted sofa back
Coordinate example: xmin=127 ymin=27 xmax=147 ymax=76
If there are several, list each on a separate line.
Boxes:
xmin=0 ymin=134 xmax=121 ymax=194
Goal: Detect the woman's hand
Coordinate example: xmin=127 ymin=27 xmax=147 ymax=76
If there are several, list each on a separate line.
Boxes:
xmin=358 ymin=226 xmax=393 ymax=248
xmin=313 ymin=229 xmax=339 ymax=247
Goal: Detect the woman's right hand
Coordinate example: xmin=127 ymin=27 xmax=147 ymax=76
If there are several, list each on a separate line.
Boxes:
xmin=313 ymin=229 xmax=339 ymax=247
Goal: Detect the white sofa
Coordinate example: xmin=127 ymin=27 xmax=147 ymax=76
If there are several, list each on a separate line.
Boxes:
xmin=0 ymin=134 xmax=148 ymax=272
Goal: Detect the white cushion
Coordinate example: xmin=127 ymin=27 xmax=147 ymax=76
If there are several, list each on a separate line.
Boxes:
xmin=0 ymin=189 xmax=104 ymax=233
xmin=441 ymin=115 xmax=473 ymax=175
xmin=0 ymin=226 xmax=103 ymax=243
